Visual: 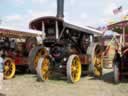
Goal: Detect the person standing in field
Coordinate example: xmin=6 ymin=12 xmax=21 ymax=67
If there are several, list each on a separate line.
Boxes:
xmin=0 ymin=48 xmax=3 ymax=91
xmin=10 ymin=39 xmax=16 ymax=51
xmin=4 ymin=38 xmax=10 ymax=50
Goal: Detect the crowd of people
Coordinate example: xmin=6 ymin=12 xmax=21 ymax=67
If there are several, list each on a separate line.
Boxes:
xmin=0 ymin=38 xmax=16 ymax=51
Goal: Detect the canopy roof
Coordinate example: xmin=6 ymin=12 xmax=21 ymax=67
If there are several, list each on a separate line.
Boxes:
xmin=0 ymin=26 xmax=43 ymax=38
xmin=64 ymin=22 xmax=102 ymax=35
xmin=107 ymin=20 xmax=128 ymax=34
xmin=30 ymin=16 xmax=102 ymax=35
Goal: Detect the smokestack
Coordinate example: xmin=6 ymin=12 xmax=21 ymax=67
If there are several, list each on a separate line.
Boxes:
xmin=57 ymin=0 xmax=64 ymax=20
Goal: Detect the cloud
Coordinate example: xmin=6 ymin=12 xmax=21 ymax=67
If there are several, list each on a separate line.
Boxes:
xmin=1 ymin=14 xmax=24 ymax=28
xmin=32 ymin=0 xmax=47 ymax=4
xmin=20 ymin=10 xmax=55 ymax=28
xmin=103 ymin=3 xmax=117 ymax=16
xmin=65 ymin=12 xmax=89 ymax=28
xmin=68 ymin=0 xmax=76 ymax=6
xmin=80 ymin=13 xmax=88 ymax=19
xmin=1 ymin=0 xmax=128 ymax=29
xmin=27 ymin=10 xmax=55 ymax=20
xmin=5 ymin=14 xmax=22 ymax=21
xmin=13 ymin=0 xmax=25 ymax=5
xmin=119 ymin=9 xmax=128 ymax=16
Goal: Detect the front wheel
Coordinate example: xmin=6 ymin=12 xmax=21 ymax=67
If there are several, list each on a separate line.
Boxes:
xmin=67 ymin=55 xmax=81 ymax=83
xmin=4 ymin=58 xmax=16 ymax=79
xmin=28 ymin=46 xmax=47 ymax=73
xmin=36 ymin=57 xmax=50 ymax=81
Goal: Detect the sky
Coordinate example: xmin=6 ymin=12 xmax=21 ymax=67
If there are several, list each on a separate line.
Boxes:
xmin=0 ymin=0 xmax=128 ymax=29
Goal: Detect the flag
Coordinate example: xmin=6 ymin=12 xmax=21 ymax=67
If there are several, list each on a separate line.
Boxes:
xmin=113 ymin=6 xmax=122 ymax=15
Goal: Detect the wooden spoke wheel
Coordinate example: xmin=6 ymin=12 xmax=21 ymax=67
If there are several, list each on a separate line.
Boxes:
xmin=67 ymin=55 xmax=81 ymax=83
xmin=93 ymin=55 xmax=103 ymax=77
xmin=4 ymin=58 xmax=16 ymax=79
xmin=87 ymin=43 xmax=103 ymax=77
xmin=34 ymin=48 xmax=47 ymax=69
xmin=93 ymin=44 xmax=103 ymax=77
xmin=29 ymin=46 xmax=47 ymax=73
xmin=36 ymin=57 xmax=50 ymax=81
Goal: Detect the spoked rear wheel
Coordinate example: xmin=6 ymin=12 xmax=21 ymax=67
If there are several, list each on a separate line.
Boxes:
xmin=93 ymin=44 xmax=103 ymax=77
xmin=4 ymin=58 xmax=16 ymax=79
xmin=36 ymin=57 xmax=51 ymax=81
xmin=93 ymin=55 xmax=103 ymax=77
xmin=87 ymin=43 xmax=103 ymax=77
xmin=67 ymin=55 xmax=81 ymax=83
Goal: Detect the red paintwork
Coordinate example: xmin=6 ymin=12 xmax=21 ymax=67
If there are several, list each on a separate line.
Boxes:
xmin=79 ymin=55 xmax=89 ymax=65
xmin=14 ymin=57 xmax=28 ymax=65
xmin=6 ymin=51 xmax=28 ymax=66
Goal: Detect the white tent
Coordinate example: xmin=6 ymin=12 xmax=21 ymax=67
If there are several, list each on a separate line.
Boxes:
xmin=103 ymin=30 xmax=120 ymax=36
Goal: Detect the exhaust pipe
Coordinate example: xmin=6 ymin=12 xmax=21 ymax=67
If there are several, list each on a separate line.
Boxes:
xmin=56 ymin=0 xmax=64 ymax=20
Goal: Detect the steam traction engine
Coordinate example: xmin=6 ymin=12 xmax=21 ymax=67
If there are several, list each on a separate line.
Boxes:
xmin=0 ymin=26 xmax=43 ymax=79
xmin=30 ymin=17 xmax=102 ymax=83
xmin=29 ymin=0 xmax=102 ymax=83
xmin=108 ymin=20 xmax=128 ymax=83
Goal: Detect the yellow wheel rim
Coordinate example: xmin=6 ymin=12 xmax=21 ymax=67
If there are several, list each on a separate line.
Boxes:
xmin=41 ymin=57 xmax=50 ymax=80
xmin=93 ymin=55 xmax=103 ymax=77
xmin=71 ymin=56 xmax=81 ymax=82
xmin=4 ymin=59 xmax=16 ymax=79
xmin=34 ymin=48 xmax=47 ymax=69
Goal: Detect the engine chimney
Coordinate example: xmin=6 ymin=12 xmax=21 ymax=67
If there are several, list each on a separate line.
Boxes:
xmin=56 ymin=0 xmax=64 ymax=20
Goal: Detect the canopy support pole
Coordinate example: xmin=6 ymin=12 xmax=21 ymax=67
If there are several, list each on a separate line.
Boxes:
xmin=123 ymin=26 xmax=125 ymax=47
